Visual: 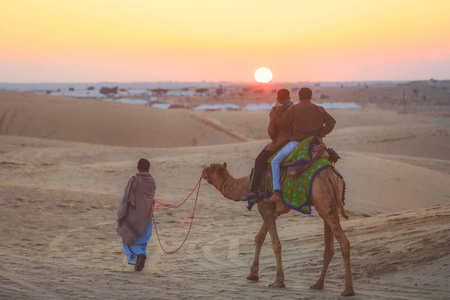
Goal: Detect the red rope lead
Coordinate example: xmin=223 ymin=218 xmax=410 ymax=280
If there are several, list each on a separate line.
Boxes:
xmin=152 ymin=176 xmax=202 ymax=254
xmin=154 ymin=176 xmax=202 ymax=208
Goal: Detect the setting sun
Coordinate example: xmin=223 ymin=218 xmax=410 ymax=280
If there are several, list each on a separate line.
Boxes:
xmin=254 ymin=67 xmax=273 ymax=83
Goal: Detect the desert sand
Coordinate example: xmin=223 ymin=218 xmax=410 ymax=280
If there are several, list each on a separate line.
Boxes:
xmin=0 ymin=90 xmax=449 ymax=299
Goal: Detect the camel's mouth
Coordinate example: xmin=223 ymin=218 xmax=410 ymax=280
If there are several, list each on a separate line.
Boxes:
xmin=201 ymin=167 xmax=209 ymax=180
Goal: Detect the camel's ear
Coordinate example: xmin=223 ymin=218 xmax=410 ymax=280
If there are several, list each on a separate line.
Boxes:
xmin=223 ymin=162 xmax=227 ymax=169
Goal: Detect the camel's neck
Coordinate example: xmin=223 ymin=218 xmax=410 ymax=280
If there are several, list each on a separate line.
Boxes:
xmin=216 ymin=175 xmax=250 ymax=201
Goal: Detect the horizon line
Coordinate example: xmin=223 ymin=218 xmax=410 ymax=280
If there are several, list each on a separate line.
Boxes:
xmin=1 ymin=79 xmax=448 ymax=85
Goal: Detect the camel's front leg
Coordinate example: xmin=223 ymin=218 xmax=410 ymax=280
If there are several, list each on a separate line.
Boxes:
xmin=258 ymin=206 xmax=285 ymax=288
xmin=310 ymin=220 xmax=334 ymax=290
xmin=247 ymin=223 xmax=268 ymax=281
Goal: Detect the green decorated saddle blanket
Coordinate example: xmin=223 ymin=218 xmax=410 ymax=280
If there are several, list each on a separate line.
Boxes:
xmin=247 ymin=136 xmax=345 ymax=214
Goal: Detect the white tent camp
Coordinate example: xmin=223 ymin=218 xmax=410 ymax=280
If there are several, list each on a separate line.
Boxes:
xmin=193 ymin=104 xmax=241 ymax=111
xmin=318 ymin=102 xmax=362 ymax=110
xmin=115 ymin=98 xmax=149 ymax=106
xmin=243 ymin=103 xmax=275 ymax=111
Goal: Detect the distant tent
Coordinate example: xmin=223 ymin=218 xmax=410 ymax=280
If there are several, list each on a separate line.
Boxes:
xmin=116 ymin=98 xmax=148 ymax=106
xmin=193 ymin=104 xmax=240 ymax=111
xmin=243 ymin=103 xmax=274 ymax=111
xmin=318 ymin=102 xmax=362 ymax=110
xmin=152 ymin=103 xmax=171 ymax=109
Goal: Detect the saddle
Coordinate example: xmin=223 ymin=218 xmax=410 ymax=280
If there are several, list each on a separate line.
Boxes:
xmin=286 ymin=144 xmax=340 ymax=179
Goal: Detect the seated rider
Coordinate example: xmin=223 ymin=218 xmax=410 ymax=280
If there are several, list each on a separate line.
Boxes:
xmin=241 ymin=89 xmax=294 ymax=201
xmin=268 ymin=87 xmax=336 ymax=202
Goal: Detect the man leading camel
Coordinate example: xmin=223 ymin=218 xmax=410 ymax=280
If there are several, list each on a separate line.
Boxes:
xmin=269 ymin=87 xmax=336 ymax=202
xmin=241 ymin=88 xmax=293 ymax=201
xmin=117 ymin=158 xmax=156 ymax=271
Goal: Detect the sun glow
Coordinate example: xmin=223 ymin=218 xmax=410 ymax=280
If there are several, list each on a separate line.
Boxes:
xmin=0 ymin=1 xmax=449 ymax=82
xmin=254 ymin=67 xmax=273 ymax=83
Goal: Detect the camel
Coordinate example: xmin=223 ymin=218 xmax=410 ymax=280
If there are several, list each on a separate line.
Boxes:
xmin=202 ymin=162 xmax=355 ymax=297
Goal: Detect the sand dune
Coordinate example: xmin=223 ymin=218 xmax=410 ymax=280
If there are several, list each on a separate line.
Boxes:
xmin=0 ymin=91 xmax=248 ymax=147
xmin=0 ymin=91 xmax=449 ymax=299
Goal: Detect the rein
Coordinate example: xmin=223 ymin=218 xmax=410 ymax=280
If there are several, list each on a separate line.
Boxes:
xmin=152 ymin=175 xmax=202 ymax=254
xmin=220 ymin=176 xmax=230 ymax=196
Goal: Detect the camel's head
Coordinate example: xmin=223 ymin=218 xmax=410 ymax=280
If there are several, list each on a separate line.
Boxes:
xmin=202 ymin=162 xmax=229 ymax=185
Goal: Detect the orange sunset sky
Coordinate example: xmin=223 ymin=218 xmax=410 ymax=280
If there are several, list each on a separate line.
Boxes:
xmin=1 ymin=0 xmax=449 ymax=83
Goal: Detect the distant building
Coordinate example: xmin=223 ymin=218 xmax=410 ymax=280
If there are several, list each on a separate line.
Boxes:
xmin=318 ymin=102 xmax=362 ymax=110
xmin=115 ymin=98 xmax=149 ymax=106
xmin=119 ymin=89 xmax=151 ymax=96
xmin=243 ymin=103 xmax=275 ymax=111
xmin=49 ymin=89 xmax=104 ymax=99
xmin=167 ymin=90 xmax=199 ymax=97
xmin=194 ymin=104 xmax=241 ymax=111
xmin=151 ymin=103 xmax=171 ymax=109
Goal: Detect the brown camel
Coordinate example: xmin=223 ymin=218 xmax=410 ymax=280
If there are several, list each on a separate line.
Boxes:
xmin=202 ymin=162 xmax=355 ymax=297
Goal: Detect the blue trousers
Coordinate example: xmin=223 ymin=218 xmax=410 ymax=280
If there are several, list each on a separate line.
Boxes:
xmin=122 ymin=219 xmax=153 ymax=265
xmin=271 ymin=141 xmax=300 ymax=191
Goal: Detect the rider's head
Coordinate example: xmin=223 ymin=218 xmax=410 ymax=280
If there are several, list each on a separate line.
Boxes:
xmin=276 ymin=89 xmax=290 ymax=102
xmin=298 ymin=87 xmax=312 ymax=101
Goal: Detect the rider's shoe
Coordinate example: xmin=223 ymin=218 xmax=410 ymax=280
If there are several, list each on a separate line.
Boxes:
xmin=240 ymin=191 xmax=259 ymax=201
xmin=265 ymin=190 xmax=283 ymax=202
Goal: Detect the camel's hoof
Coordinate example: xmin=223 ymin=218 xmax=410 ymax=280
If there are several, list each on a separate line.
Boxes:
xmin=341 ymin=289 xmax=355 ymax=296
xmin=246 ymin=275 xmax=259 ymax=281
xmin=268 ymin=281 xmax=285 ymax=288
xmin=310 ymin=283 xmax=324 ymax=290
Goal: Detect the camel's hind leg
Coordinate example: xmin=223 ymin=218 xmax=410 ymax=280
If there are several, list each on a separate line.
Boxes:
xmin=311 ymin=168 xmax=354 ymax=296
xmin=310 ymin=220 xmax=334 ymax=290
xmin=327 ymin=215 xmax=355 ymax=296
xmin=247 ymin=223 xmax=268 ymax=281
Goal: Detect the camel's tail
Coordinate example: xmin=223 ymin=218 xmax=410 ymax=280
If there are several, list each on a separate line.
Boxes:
xmin=330 ymin=174 xmax=349 ymax=220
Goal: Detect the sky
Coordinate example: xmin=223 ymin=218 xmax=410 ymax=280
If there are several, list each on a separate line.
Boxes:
xmin=1 ymin=0 xmax=449 ymax=83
